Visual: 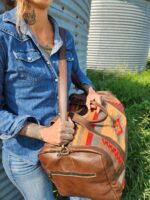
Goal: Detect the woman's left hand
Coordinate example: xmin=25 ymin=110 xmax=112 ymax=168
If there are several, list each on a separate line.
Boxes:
xmin=86 ymin=87 xmax=102 ymax=113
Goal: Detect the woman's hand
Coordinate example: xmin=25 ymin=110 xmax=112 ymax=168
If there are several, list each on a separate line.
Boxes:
xmin=40 ymin=117 xmax=75 ymax=145
xmin=86 ymin=87 xmax=102 ymax=113
xmin=19 ymin=117 xmax=75 ymax=146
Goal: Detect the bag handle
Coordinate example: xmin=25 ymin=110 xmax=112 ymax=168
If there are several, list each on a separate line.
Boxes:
xmin=58 ymin=28 xmax=68 ymax=122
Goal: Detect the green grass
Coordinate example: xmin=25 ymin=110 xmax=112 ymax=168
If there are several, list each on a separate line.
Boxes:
xmin=86 ymin=65 xmax=150 ymax=200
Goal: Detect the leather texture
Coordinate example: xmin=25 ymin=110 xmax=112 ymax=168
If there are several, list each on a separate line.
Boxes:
xmin=38 ymin=28 xmax=127 ymax=200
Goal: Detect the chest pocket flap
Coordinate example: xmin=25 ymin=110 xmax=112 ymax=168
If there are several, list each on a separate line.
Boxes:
xmin=12 ymin=49 xmax=47 ymax=84
xmin=13 ymin=50 xmax=41 ymax=62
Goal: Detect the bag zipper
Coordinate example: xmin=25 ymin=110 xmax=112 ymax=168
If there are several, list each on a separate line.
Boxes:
xmin=48 ymin=171 xmax=96 ymax=178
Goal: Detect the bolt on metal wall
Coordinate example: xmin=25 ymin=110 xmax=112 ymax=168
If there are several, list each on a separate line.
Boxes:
xmin=87 ymin=0 xmax=150 ymax=71
xmin=0 ymin=1 xmax=91 ymax=199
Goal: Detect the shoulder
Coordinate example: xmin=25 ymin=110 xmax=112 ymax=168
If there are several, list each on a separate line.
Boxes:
xmin=0 ymin=10 xmax=22 ymax=41
xmin=65 ymin=29 xmax=74 ymax=41
xmin=0 ymin=11 xmax=11 ymax=31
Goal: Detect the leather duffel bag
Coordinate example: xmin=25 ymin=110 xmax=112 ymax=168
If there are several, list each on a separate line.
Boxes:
xmin=38 ymin=29 xmax=127 ymax=200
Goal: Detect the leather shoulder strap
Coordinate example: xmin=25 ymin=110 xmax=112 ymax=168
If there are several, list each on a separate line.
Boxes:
xmin=59 ymin=28 xmax=67 ymax=122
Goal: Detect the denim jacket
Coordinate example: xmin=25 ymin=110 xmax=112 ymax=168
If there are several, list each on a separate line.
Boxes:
xmin=0 ymin=7 xmax=94 ymax=164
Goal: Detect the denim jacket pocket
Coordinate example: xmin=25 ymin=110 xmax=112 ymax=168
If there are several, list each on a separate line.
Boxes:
xmin=13 ymin=50 xmax=47 ymax=84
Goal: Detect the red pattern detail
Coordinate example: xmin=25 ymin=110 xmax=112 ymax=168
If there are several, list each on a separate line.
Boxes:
xmin=92 ymin=111 xmax=99 ymax=123
xmin=122 ymin=179 xmax=125 ymax=189
xmin=107 ymin=99 xmax=124 ymax=111
xmin=113 ymin=118 xmax=123 ymax=135
xmin=86 ymin=133 xmax=93 ymax=145
xmin=102 ymin=138 xmax=123 ymax=165
xmin=86 ymin=112 xmax=98 ymax=145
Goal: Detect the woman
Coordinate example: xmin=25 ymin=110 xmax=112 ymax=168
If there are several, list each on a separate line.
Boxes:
xmin=0 ymin=0 xmax=101 ymax=199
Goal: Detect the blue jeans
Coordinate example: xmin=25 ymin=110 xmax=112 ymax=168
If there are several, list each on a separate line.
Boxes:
xmin=2 ymin=148 xmax=90 ymax=200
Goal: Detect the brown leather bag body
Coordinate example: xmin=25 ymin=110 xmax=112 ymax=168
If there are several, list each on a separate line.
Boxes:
xmin=38 ymin=29 xmax=127 ymax=200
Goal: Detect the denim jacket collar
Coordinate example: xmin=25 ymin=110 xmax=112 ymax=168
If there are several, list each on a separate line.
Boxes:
xmin=2 ymin=7 xmax=63 ymax=55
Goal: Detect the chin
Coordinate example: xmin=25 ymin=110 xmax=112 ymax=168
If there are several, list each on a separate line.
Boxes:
xmin=30 ymin=0 xmax=53 ymax=9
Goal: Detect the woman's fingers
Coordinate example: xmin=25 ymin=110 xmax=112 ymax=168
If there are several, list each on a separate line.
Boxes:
xmin=59 ymin=117 xmax=75 ymax=144
xmin=61 ymin=133 xmax=74 ymax=141
xmin=60 ymin=129 xmax=74 ymax=145
xmin=64 ymin=117 xmax=75 ymax=129
xmin=86 ymin=93 xmax=102 ymax=113
xmin=60 ymin=125 xmax=75 ymax=134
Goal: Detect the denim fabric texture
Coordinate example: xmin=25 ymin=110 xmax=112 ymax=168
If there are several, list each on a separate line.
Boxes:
xmin=2 ymin=148 xmax=90 ymax=200
xmin=0 ymin=7 xmax=94 ymax=165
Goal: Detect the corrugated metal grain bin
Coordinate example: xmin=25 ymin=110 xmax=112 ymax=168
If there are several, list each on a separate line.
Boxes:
xmin=0 ymin=1 xmax=91 ymax=199
xmin=87 ymin=0 xmax=150 ymax=71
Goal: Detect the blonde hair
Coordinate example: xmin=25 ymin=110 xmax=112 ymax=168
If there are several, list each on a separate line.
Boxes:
xmin=15 ymin=0 xmax=29 ymax=33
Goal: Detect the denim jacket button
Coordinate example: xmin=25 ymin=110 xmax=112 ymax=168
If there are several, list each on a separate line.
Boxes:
xmin=55 ymin=78 xmax=58 ymax=82
xmin=28 ymin=57 xmax=32 ymax=61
